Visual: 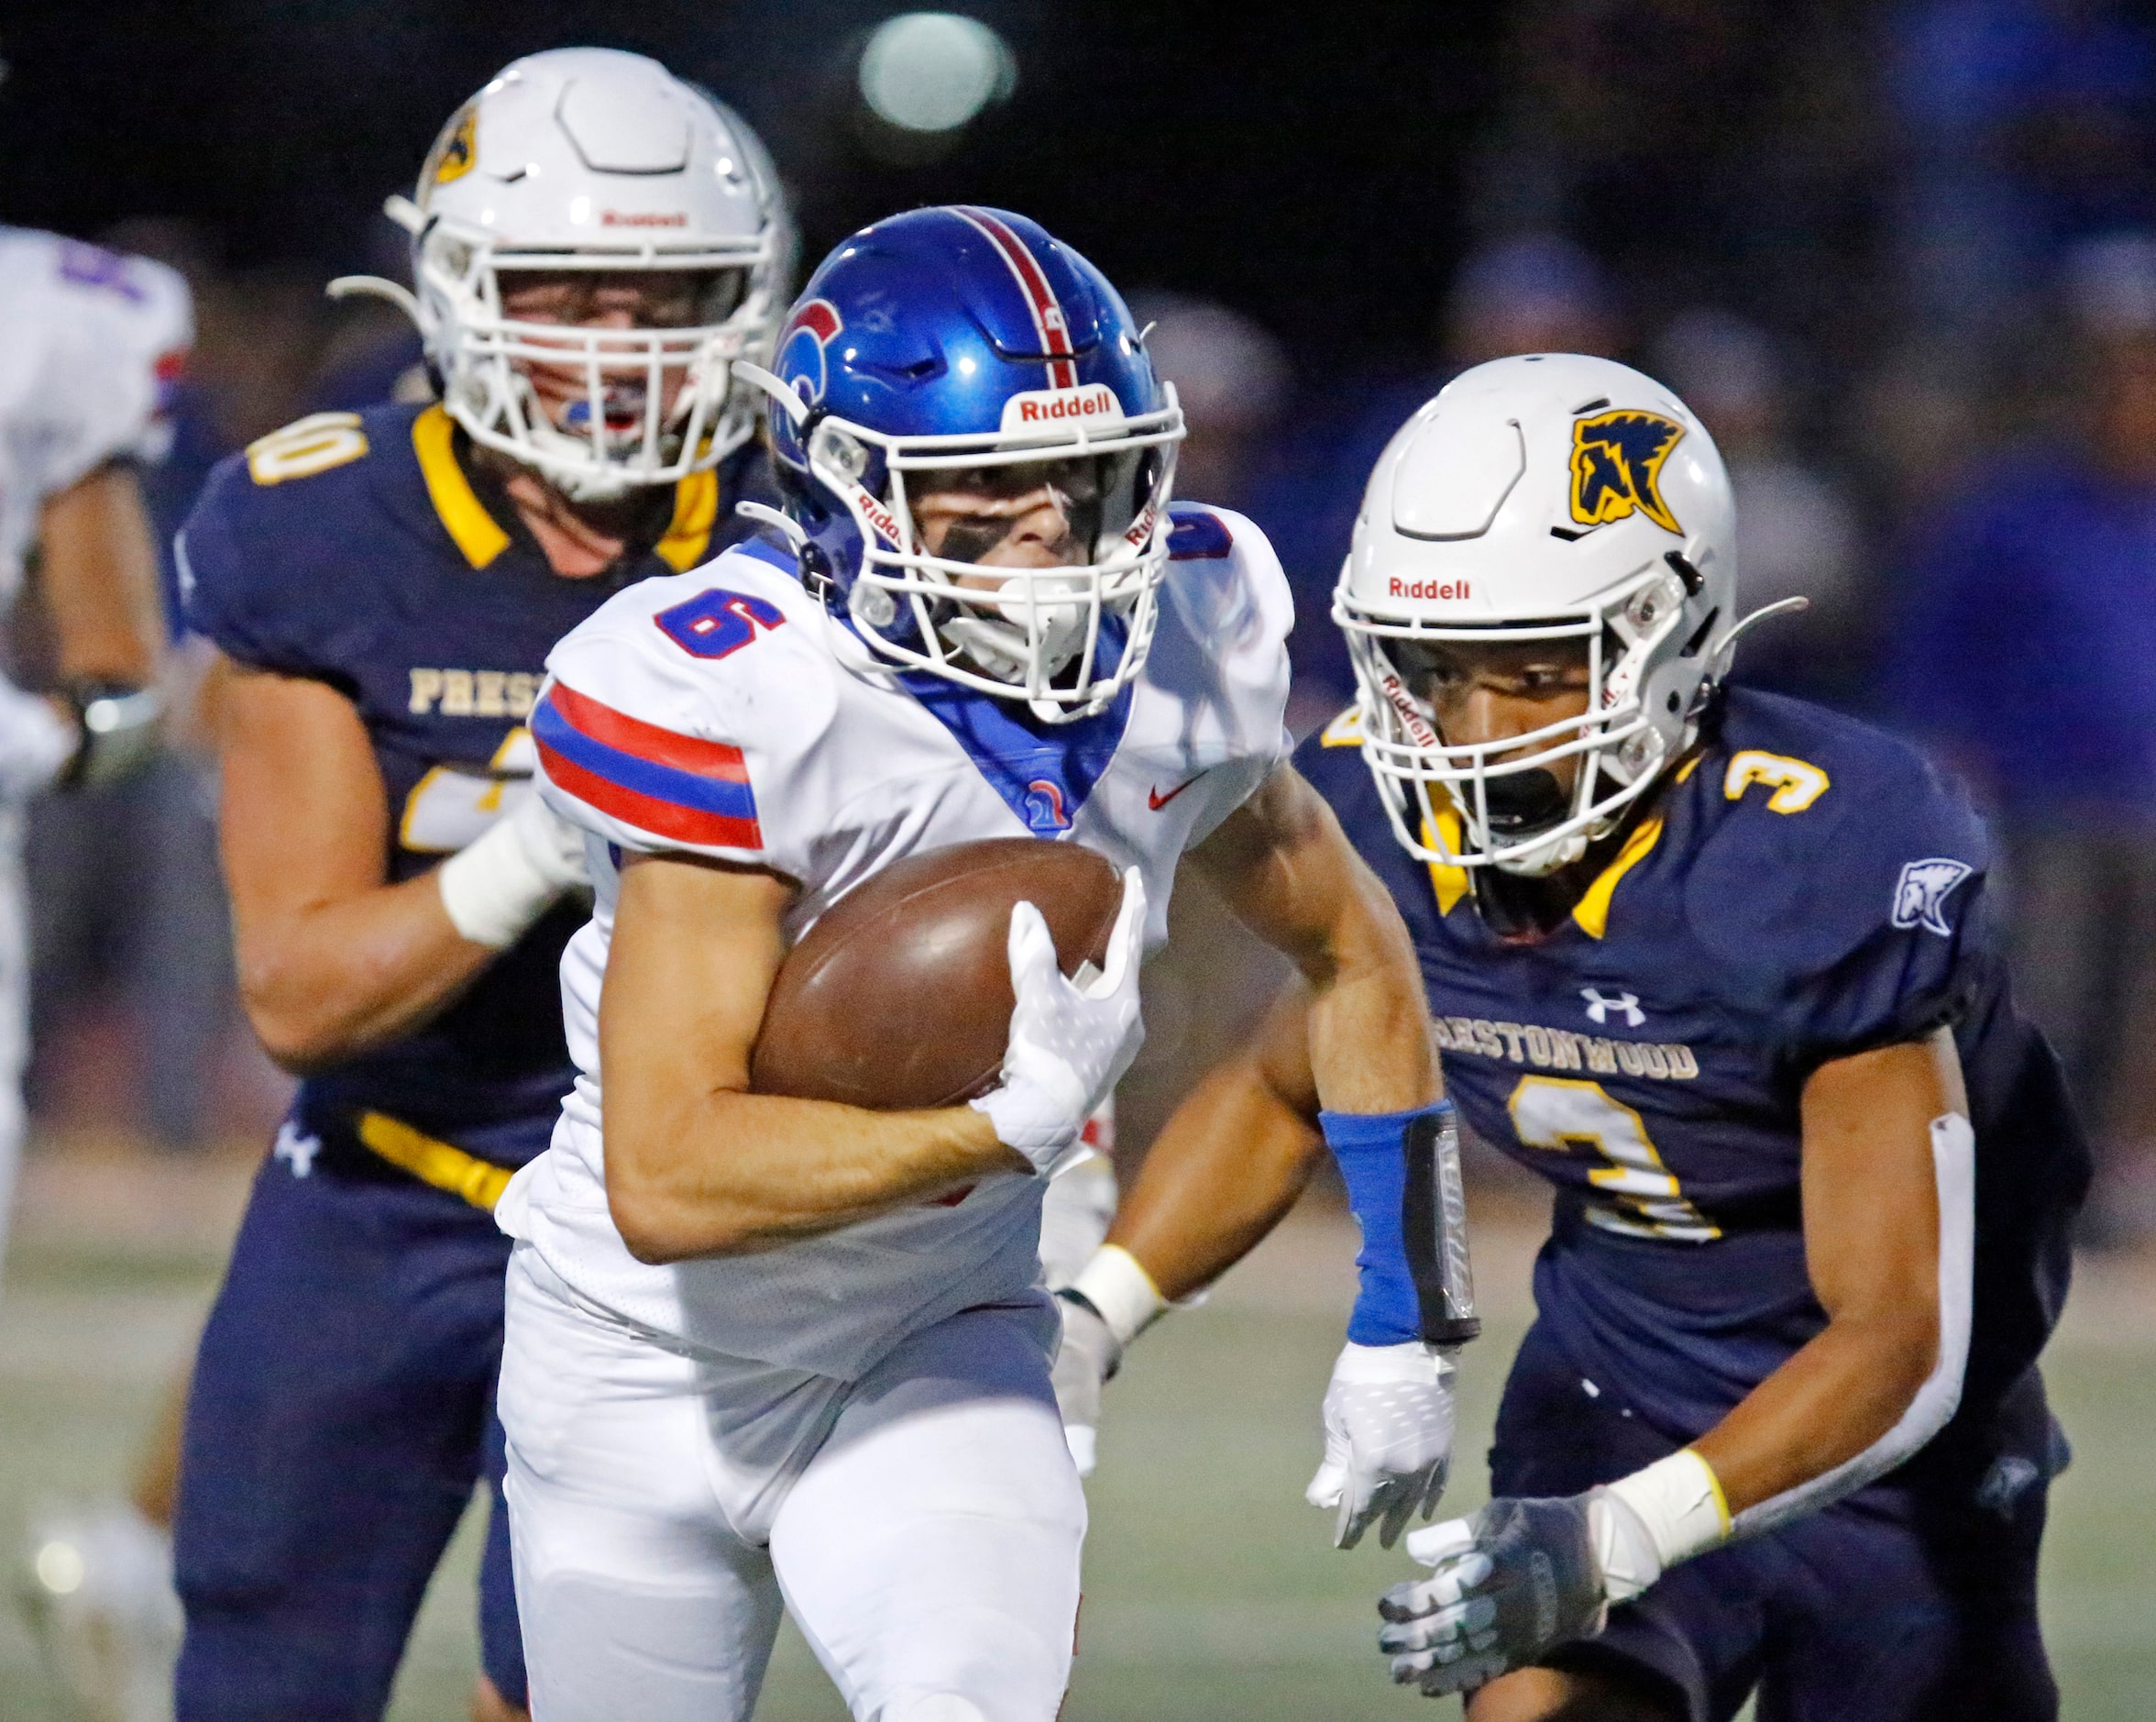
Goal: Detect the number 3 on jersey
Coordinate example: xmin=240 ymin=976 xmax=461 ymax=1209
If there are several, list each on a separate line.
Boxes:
xmin=1507 ymin=1076 xmax=1721 ymax=1242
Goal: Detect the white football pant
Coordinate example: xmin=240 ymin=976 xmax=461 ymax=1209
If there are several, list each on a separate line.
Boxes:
xmin=0 ymin=807 xmax=32 ymax=1291
xmin=500 ymin=1245 xmax=1085 ymax=1722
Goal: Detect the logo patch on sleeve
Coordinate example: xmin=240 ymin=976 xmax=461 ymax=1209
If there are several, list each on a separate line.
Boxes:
xmin=1892 ymin=857 xmax=1974 ymax=936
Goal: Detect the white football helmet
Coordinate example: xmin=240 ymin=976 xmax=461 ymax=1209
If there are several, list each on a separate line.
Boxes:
xmin=1336 ymin=354 xmax=1787 ymax=878
xmin=340 ymin=49 xmax=792 ymax=502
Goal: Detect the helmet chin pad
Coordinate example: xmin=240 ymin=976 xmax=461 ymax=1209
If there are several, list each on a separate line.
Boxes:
xmin=1492 ymin=826 xmax=1591 ymax=878
xmin=935 ymin=600 xmax=1086 ymax=686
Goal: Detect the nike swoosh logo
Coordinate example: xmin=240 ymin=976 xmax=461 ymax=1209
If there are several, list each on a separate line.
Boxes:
xmin=1150 ymin=772 xmax=1205 ymax=811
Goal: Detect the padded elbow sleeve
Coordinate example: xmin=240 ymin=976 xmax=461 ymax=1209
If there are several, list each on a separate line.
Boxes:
xmin=1731 ymin=1111 xmax=1974 ymax=1539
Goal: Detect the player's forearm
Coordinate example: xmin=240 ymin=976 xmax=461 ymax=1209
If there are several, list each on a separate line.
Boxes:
xmin=604 ymin=1090 xmax=1023 ymax=1263
xmin=1302 ymin=875 xmax=1440 ymax=1113
xmin=38 ymin=462 xmax=164 ymax=686
xmin=1106 ymin=1049 xmax=1326 ymax=1301
xmin=234 ymin=875 xmax=496 ymax=1071
xmin=1693 ymin=1304 xmax=1941 ymax=1516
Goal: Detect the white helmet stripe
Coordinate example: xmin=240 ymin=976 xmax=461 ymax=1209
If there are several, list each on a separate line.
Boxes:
xmin=954 ymin=206 xmax=1080 ymax=390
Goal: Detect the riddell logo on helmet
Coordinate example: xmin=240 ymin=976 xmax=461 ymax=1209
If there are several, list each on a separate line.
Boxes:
xmin=1000 ymin=384 xmax=1124 ymax=433
xmin=601 ymin=211 xmax=688 ymax=227
xmin=849 ymin=480 xmax=904 ymax=548
xmin=1389 ymin=578 xmax=1472 ymax=601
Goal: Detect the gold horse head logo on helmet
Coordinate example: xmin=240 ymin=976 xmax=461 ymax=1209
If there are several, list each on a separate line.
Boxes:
xmin=1568 ymin=410 xmax=1685 ymax=535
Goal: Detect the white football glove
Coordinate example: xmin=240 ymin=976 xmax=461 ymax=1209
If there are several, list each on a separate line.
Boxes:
xmin=0 ymin=675 xmax=81 ymax=801
xmin=1050 ymin=1291 xmax=1120 ymax=1477
xmin=971 ymin=868 xmax=1146 ymax=1173
xmin=1305 ymin=1341 xmax=1457 ymax=1550
xmin=436 ymin=785 xmax=592 ymax=950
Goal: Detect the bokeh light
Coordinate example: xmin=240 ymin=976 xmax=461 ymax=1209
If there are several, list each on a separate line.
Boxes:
xmin=857 ymin=13 xmax=1017 ymax=135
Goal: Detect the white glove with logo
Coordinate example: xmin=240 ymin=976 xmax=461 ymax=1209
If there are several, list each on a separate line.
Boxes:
xmin=972 ymin=868 xmax=1147 ymax=1173
xmin=1305 ymin=1341 xmax=1458 ymax=1550
xmin=0 ymin=675 xmax=80 ymax=801
xmin=437 ymin=786 xmax=592 ymax=950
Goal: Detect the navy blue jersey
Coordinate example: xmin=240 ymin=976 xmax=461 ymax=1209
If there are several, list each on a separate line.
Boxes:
xmin=1296 ymin=687 xmax=2088 ymax=1462
xmin=180 ymin=401 xmax=770 ymax=1168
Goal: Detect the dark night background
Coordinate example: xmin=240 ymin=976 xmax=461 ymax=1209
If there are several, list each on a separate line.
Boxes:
xmin=0 ymin=1 xmax=1505 ymax=369
xmin=14 ymin=0 xmax=2156 ymax=1252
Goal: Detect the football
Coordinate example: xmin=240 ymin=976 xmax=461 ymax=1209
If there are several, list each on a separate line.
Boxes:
xmin=749 ymin=838 xmax=1124 ymax=1109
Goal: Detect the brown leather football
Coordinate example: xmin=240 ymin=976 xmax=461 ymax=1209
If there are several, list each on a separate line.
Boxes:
xmin=750 ymin=839 xmax=1123 ymax=1109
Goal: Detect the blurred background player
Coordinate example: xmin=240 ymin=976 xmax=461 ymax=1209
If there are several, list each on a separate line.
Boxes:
xmin=0 ymin=221 xmax=189 ymax=1721
xmin=1302 ymin=357 xmax=2077 ymax=1717
xmin=493 ymin=204 xmax=1454 ymax=1718
xmin=0 ymin=226 xmax=188 ymax=1278
xmin=162 ymin=49 xmax=789 ymax=1722
xmin=1886 ymin=230 xmax=2156 ymax=1249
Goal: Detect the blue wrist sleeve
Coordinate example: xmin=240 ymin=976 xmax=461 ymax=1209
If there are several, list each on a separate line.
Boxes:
xmin=1320 ymin=1101 xmax=1478 ymax=1348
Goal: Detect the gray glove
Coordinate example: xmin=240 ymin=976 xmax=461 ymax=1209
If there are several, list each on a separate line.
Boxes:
xmin=1050 ymin=1290 xmax=1120 ymax=1477
xmin=1378 ymin=1493 xmax=1629 ymax=1696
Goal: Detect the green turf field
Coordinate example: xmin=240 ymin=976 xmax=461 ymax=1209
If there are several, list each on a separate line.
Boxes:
xmin=3 ymin=1194 xmax=2150 ymax=1719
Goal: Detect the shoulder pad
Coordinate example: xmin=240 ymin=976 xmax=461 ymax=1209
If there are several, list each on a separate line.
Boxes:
xmin=1317 ymin=705 xmax=1364 ymax=747
xmin=4 ymin=231 xmax=192 ymax=482
xmin=241 ymin=411 xmax=374 ymax=488
xmin=534 ymin=557 xmax=840 ymax=874
xmin=176 ymin=408 xmax=414 ymax=671
xmin=1687 ymin=693 xmax=1987 ymax=979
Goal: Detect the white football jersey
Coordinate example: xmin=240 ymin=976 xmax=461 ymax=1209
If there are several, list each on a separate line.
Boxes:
xmin=497 ymin=506 xmax=1292 ymax=1375
xmin=0 ymin=228 xmax=192 ymax=612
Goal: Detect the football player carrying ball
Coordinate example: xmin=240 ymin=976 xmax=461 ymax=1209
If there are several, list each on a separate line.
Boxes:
xmin=493 ymin=205 xmax=1465 ymax=1720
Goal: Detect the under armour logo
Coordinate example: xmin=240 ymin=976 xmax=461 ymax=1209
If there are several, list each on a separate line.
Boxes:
xmin=1892 ymin=857 xmax=1973 ymax=938
xmin=1580 ymin=987 xmax=1644 ymax=1028
xmin=1975 ymin=1454 xmax=2041 ymax=1518
xmin=273 ymin=1121 xmax=321 ymax=1179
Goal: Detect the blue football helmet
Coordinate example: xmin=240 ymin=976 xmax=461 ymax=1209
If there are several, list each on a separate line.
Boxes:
xmin=734 ymin=206 xmax=1183 ymax=721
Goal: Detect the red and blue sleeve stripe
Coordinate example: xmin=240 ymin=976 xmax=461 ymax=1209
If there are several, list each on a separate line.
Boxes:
xmin=532 ymin=681 xmax=763 ymax=850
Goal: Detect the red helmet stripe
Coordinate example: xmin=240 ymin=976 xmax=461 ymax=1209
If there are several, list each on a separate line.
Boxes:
xmin=954 ymin=206 xmax=1079 ymax=390
xmin=787 ymin=297 xmax=844 ymax=345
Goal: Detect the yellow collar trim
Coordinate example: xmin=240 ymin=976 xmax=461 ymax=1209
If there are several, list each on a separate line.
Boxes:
xmin=412 ymin=405 xmax=511 ymax=569
xmin=1421 ymin=809 xmax=1470 ymax=915
xmin=1320 ymin=704 xmax=1365 ymax=747
xmin=413 ymin=406 xmax=721 ymax=574
xmin=656 ymin=468 xmax=720 ymax=572
xmin=1570 ymin=813 xmax=1665 ymax=940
